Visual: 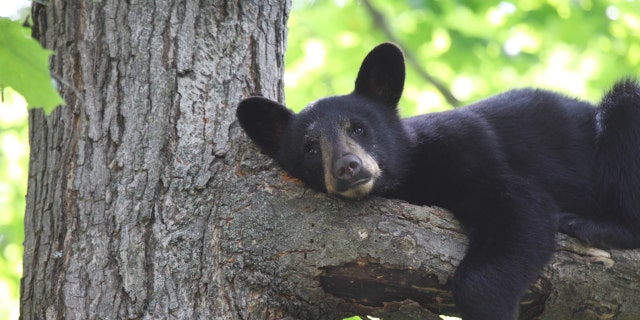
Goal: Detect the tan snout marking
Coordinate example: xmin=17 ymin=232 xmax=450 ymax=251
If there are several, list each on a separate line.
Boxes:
xmin=321 ymin=132 xmax=381 ymax=199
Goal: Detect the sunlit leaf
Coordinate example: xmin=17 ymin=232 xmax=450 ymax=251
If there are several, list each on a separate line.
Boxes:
xmin=0 ymin=17 xmax=64 ymax=114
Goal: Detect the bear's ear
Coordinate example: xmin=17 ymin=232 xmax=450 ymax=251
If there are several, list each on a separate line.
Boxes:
xmin=236 ymin=97 xmax=293 ymax=158
xmin=354 ymin=42 xmax=406 ymax=108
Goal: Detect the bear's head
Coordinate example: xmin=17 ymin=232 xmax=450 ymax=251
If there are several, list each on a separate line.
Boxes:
xmin=237 ymin=43 xmax=410 ymax=199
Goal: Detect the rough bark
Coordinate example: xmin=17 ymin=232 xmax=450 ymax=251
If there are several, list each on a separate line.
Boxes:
xmin=23 ymin=0 xmax=290 ymax=318
xmin=21 ymin=1 xmax=640 ymax=320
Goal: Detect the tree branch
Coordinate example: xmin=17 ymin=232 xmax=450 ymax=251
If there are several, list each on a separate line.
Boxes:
xmin=361 ymin=0 xmax=461 ymax=107
xmin=235 ymin=154 xmax=640 ymax=319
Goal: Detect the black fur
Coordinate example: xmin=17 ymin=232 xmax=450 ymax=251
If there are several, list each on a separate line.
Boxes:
xmin=236 ymin=43 xmax=640 ymax=319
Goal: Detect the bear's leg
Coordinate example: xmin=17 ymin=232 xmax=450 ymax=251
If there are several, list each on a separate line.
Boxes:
xmin=452 ymin=192 xmax=557 ymax=320
xmin=453 ymin=229 xmax=555 ymax=320
xmin=559 ymin=212 xmax=640 ymax=249
xmin=592 ymin=79 xmax=640 ymax=249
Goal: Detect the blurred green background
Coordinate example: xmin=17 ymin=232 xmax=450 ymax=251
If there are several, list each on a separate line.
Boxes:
xmin=1 ymin=0 xmax=639 ymax=319
xmin=286 ymin=0 xmax=640 ymax=115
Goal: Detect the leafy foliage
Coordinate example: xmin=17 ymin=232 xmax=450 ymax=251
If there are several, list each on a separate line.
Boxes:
xmin=0 ymin=17 xmax=63 ymax=114
xmin=0 ymin=88 xmax=27 ymax=320
xmin=285 ymin=0 xmax=640 ymax=117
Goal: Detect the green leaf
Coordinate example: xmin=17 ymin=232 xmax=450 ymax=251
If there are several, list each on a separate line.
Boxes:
xmin=0 ymin=17 xmax=64 ymax=114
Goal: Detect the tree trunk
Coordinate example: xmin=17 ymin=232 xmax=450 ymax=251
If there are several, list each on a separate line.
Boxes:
xmin=21 ymin=1 xmax=640 ymax=319
xmin=23 ymin=0 xmax=292 ymax=318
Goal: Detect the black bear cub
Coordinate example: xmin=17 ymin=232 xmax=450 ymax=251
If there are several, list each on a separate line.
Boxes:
xmin=237 ymin=43 xmax=640 ymax=319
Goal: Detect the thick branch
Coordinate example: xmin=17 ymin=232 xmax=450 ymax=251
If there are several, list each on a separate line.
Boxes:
xmin=235 ymin=150 xmax=640 ymax=319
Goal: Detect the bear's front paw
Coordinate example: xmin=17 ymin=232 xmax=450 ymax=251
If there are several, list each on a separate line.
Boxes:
xmin=559 ymin=212 xmax=606 ymax=247
xmin=559 ymin=212 xmax=588 ymax=239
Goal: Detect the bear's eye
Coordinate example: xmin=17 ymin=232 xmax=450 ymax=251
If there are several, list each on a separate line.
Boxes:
xmin=351 ymin=124 xmax=365 ymax=136
xmin=304 ymin=142 xmax=319 ymax=157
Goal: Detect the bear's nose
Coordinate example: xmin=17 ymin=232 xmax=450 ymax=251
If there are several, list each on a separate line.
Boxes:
xmin=333 ymin=154 xmax=362 ymax=180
